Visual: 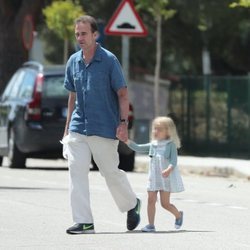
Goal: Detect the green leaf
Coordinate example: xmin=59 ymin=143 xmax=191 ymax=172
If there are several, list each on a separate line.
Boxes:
xmin=230 ymin=0 xmax=250 ymax=8
xmin=43 ymin=0 xmax=84 ymax=41
xmin=136 ymin=0 xmax=176 ymax=19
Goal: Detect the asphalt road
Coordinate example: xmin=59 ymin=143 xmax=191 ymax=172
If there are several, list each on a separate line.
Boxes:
xmin=0 ymin=159 xmax=250 ymax=250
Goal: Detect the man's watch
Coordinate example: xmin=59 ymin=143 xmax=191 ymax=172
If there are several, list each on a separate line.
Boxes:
xmin=120 ymin=119 xmax=129 ymax=125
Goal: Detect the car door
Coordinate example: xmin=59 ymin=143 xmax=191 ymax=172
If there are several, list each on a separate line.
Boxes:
xmin=0 ymin=70 xmax=25 ymax=154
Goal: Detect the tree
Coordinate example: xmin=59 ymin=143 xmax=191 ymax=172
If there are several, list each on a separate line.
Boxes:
xmin=230 ymin=0 xmax=250 ymax=7
xmin=136 ymin=0 xmax=176 ymax=116
xmin=0 ymin=0 xmax=44 ymax=94
xmin=43 ymin=0 xmax=84 ymax=63
xmin=163 ymin=0 xmax=250 ymax=74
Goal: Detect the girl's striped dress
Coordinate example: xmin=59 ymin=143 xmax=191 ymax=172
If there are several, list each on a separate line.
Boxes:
xmin=128 ymin=140 xmax=184 ymax=192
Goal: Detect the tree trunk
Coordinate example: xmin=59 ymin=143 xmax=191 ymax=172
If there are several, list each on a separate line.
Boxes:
xmin=154 ymin=14 xmax=162 ymax=117
xmin=63 ymin=38 xmax=69 ymax=64
xmin=0 ymin=0 xmax=43 ymax=94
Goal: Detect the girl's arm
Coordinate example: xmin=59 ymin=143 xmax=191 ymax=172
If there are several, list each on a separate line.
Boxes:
xmin=162 ymin=142 xmax=178 ymax=177
xmin=168 ymin=142 xmax=178 ymax=168
xmin=126 ymin=140 xmax=150 ymax=154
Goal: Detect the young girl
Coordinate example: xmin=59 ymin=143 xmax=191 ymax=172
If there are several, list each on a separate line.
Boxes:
xmin=126 ymin=116 xmax=184 ymax=232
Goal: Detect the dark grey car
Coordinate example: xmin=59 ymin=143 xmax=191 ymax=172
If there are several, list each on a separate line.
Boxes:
xmin=0 ymin=61 xmax=135 ymax=170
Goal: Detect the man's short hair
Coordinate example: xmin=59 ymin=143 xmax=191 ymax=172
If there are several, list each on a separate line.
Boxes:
xmin=74 ymin=15 xmax=98 ymax=33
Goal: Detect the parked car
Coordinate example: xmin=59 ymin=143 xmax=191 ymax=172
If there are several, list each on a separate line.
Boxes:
xmin=0 ymin=61 xmax=135 ymax=171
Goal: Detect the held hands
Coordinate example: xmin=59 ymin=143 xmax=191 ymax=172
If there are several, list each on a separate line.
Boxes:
xmin=116 ymin=123 xmax=128 ymax=142
xmin=162 ymin=166 xmax=173 ymax=178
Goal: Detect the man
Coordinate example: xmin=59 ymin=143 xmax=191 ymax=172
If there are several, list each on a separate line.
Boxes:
xmin=63 ymin=15 xmax=140 ymax=234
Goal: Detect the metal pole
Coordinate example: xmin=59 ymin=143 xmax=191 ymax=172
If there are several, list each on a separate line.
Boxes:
xmin=227 ymin=76 xmax=232 ymax=157
xmin=248 ymin=73 xmax=250 ymax=159
xmin=186 ymin=77 xmax=191 ymax=149
xmin=205 ymin=75 xmax=211 ymax=145
xmin=122 ymin=35 xmax=130 ymax=83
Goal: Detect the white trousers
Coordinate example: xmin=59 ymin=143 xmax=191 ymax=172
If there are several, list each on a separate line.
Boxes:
xmin=66 ymin=131 xmax=137 ymax=224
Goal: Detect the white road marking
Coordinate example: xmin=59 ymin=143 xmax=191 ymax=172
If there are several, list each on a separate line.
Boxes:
xmin=174 ymin=198 xmax=248 ymax=211
xmin=226 ymin=206 xmax=248 ymax=210
xmin=1 ymin=174 xmax=63 ymax=187
xmin=236 ymin=243 xmax=250 ymax=248
xmin=206 ymin=203 xmax=223 ymax=207
xmin=182 ymin=199 xmax=199 ymax=203
xmin=2 ymin=175 xmax=11 ymax=179
xmin=0 ymin=198 xmax=68 ymax=212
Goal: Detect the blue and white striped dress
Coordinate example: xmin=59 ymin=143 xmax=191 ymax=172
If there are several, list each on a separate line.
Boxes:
xmin=128 ymin=140 xmax=184 ymax=193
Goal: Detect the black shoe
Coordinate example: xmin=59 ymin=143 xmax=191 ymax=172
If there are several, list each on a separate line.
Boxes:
xmin=66 ymin=223 xmax=95 ymax=234
xmin=127 ymin=198 xmax=141 ymax=231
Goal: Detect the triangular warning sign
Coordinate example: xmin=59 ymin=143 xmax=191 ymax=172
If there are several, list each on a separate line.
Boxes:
xmin=105 ymin=0 xmax=148 ymax=37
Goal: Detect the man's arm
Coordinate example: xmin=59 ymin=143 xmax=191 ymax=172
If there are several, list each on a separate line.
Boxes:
xmin=118 ymin=87 xmax=129 ymax=121
xmin=63 ymin=92 xmax=76 ymax=137
xmin=116 ymin=87 xmax=129 ymax=142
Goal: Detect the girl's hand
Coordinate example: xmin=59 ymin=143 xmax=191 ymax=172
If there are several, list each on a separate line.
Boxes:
xmin=162 ymin=166 xmax=172 ymax=178
xmin=125 ymin=139 xmax=130 ymax=144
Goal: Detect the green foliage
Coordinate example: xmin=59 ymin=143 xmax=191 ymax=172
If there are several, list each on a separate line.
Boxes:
xmin=162 ymin=0 xmax=250 ymax=74
xmin=43 ymin=0 xmax=84 ymax=41
xmin=39 ymin=0 xmax=250 ymax=74
xmin=136 ymin=0 xmax=176 ymax=20
xmin=230 ymin=0 xmax=250 ymax=8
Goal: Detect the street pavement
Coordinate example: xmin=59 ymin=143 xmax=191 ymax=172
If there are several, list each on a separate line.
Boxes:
xmin=0 ymin=158 xmax=250 ymax=250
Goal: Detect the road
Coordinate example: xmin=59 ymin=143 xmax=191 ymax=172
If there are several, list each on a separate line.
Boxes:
xmin=0 ymin=158 xmax=250 ymax=250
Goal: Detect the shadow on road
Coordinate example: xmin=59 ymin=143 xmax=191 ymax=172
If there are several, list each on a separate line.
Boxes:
xmin=25 ymin=166 xmax=68 ymax=171
xmin=95 ymin=230 xmax=214 ymax=235
xmin=0 ymin=186 xmax=67 ymax=191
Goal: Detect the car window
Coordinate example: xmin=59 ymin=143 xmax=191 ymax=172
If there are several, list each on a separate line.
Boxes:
xmin=18 ymin=70 xmax=36 ymax=99
xmin=43 ymin=75 xmax=68 ymax=98
xmin=8 ymin=70 xmax=25 ymax=99
xmin=1 ymin=70 xmax=24 ymax=100
xmin=1 ymin=73 xmax=18 ymax=100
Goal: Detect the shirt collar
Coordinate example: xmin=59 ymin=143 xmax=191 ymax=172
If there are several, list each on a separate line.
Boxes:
xmin=76 ymin=43 xmax=102 ymax=63
xmin=93 ymin=43 xmax=102 ymax=62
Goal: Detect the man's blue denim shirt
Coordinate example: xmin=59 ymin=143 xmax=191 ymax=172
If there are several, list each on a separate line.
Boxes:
xmin=64 ymin=44 xmax=126 ymax=139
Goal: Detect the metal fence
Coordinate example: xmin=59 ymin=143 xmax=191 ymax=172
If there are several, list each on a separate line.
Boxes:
xmin=169 ymin=75 xmax=250 ymax=159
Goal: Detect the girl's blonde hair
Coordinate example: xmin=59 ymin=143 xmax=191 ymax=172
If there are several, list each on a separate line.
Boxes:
xmin=152 ymin=116 xmax=181 ymax=148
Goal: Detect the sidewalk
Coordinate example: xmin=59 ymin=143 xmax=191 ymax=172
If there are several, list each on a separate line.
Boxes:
xmin=134 ymin=155 xmax=250 ymax=180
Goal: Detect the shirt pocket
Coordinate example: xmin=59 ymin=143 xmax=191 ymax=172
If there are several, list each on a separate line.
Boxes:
xmin=73 ymin=72 xmax=82 ymax=89
xmin=89 ymin=71 xmax=108 ymax=90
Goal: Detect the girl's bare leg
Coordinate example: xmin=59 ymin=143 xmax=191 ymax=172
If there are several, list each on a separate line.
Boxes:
xmin=159 ymin=191 xmax=181 ymax=219
xmin=147 ymin=191 xmax=158 ymax=225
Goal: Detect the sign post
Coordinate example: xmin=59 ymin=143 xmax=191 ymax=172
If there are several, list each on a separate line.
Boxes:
xmin=105 ymin=0 xmax=148 ymax=82
xmin=22 ymin=15 xmax=34 ymax=50
xmin=122 ymin=36 xmax=130 ymax=82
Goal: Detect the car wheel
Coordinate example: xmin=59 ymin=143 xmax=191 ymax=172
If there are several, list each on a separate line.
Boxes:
xmin=0 ymin=156 xmax=3 ymax=166
xmin=8 ymin=129 xmax=26 ymax=168
xmin=118 ymin=151 xmax=135 ymax=172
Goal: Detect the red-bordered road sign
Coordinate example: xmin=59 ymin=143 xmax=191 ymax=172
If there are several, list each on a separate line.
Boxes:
xmin=105 ymin=0 xmax=148 ymax=37
xmin=22 ymin=15 xmax=34 ymax=50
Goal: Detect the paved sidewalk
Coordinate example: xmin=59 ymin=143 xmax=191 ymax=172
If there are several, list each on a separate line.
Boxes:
xmin=135 ymin=155 xmax=250 ymax=180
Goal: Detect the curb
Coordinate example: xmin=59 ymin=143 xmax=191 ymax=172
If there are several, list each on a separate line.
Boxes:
xmin=134 ymin=155 xmax=250 ymax=180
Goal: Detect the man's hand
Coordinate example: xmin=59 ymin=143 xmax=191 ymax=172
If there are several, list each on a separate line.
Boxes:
xmin=116 ymin=123 xmax=128 ymax=142
xmin=63 ymin=130 xmax=68 ymax=138
xmin=117 ymin=87 xmax=129 ymax=142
